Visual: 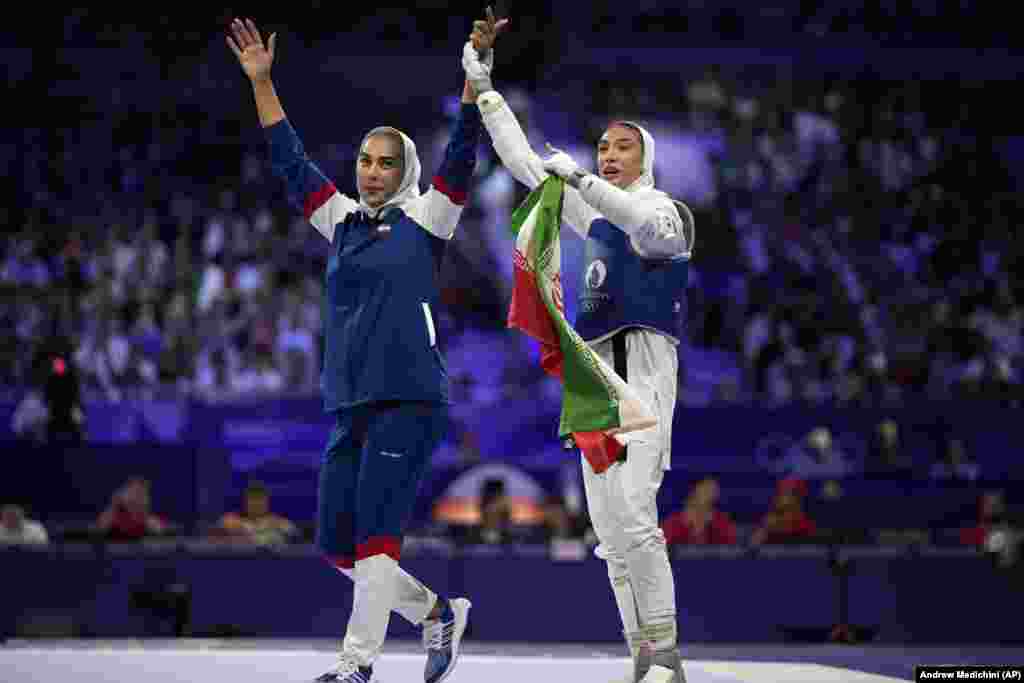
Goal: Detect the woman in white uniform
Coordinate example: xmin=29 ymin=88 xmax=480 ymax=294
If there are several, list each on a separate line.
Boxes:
xmin=464 ymin=10 xmax=695 ymax=683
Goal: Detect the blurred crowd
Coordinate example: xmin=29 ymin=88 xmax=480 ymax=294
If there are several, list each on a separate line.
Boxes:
xmin=2 ymin=10 xmax=1021 ymax=416
xmin=568 ymin=68 xmax=1022 ymax=406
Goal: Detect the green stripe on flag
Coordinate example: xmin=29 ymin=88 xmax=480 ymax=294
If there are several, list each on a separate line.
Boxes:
xmin=513 ymin=178 xmax=622 ymax=438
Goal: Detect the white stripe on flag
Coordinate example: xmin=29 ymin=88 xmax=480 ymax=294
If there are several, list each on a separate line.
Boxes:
xmin=515 ymin=200 xmax=542 ymax=256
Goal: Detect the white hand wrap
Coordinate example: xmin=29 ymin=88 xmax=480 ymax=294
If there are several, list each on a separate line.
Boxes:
xmin=461 ymin=41 xmax=493 ymax=94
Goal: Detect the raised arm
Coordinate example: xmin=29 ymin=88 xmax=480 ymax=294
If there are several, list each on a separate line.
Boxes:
xmin=406 ymin=79 xmax=484 ymax=239
xmin=472 ymin=84 xmax=598 ymax=239
xmin=462 ymin=12 xmax=597 ymax=238
xmin=227 ymin=18 xmax=356 ymax=242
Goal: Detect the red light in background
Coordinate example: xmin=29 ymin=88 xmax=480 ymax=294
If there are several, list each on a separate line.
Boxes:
xmin=52 ymin=357 xmax=66 ymax=375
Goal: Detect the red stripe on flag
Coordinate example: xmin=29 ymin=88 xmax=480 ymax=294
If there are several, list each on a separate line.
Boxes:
xmin=539 ymin=343 xmax=564 ymax=378
xmin=508 ymin=261 xmax=559 ymax=350
xmin=508 ymin=261 xmax=565 ymax=378
xmin=432 ymin=174 xmax=467 ymax=206
xmin=355 ymin=536 xmax=401 ymax=562
xmin=304 ymin=182 xmax=338 ymax=220
xmin=573 ymin=431 xmax=624 ymax=474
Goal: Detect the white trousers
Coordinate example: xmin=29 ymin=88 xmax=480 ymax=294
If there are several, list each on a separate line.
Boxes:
xmin=583 ymin=328 xmax=679 ymax=653
xmin=337 ymin=559 xmax=438 ymax=667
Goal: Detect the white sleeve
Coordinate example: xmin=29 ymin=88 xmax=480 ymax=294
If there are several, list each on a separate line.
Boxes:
xmin=404 ymin=188 xmax=464 ymax=241
xmin=576 ymin=177 xmax=693 ymax=259
xmin=477 ymin=90 xmax=598 ymax=239
xmin=264 ymin=118 xmax=359 ymax=243
xmin=307 ymin=191 xmax=359 ymax=243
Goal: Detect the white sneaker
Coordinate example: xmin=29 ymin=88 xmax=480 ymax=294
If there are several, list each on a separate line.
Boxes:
xmin=314 ymin=652 xmax=374 ymax=682
xmin=639 ymin=650 xmax=686 ymax=683
xmin=422 ymin=597 xmax=472 ymax=683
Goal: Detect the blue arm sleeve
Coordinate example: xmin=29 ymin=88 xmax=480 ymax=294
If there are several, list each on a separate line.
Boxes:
xmin=430 ymin=103 xmax=483 ymax=205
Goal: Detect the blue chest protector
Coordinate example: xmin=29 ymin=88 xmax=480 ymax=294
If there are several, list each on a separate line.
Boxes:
xmin=322 ymin=208 xmax=449 ymax=412
xmin=575 ymin=218 xmax=689 ymax=343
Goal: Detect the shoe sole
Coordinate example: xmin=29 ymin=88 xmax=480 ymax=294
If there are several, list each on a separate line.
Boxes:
xmin=433 ymin=597 xmax=471 ymax=683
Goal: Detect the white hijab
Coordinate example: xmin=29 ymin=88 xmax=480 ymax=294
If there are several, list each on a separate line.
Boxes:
xmin=600 ymin=120 xmax=657 ymax=193
xmin=602 ymin=120 xmax=695 ymax=256
xmin=356 ymin=126 xmax=422 ymax=220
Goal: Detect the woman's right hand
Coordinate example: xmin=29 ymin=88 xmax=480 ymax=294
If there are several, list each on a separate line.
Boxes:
xmin=227 ymin=17 xmax=277 ymax=83
xmin=470 ymin=6 xmax=509 ymax=53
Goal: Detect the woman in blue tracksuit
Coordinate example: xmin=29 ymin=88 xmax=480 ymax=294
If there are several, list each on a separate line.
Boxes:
xmin=228 ymin=17 xmax=482 ymax=683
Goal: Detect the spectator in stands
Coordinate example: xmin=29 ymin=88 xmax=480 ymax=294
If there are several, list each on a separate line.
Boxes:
xmin=95 ymin=476 xmax=172 ymax=541
xmin=661 ymin=477 xmax=737 ymax=546
xmin=157 ymin=330 xmax=193 ymax=389
xmin=540 ymin=492 xmax=575 ymax=542
xmin=231 ymin=348 xmax=284 ymax=395
xmin=777 ymin=426 xmax=854 ymax=479
xmin=866 ymin=418 xmax=912 ymax=473
xmin=474 ymin=478 xmax=511 ymax=545
xmin=193 ymin=347 xmax=234 ymax=401
xmin=130 ymin=301 xmax=163 ymax=388
xmin=39 ymin=339 xmax=86 ymax=444
xmin=982 ymin=355 xmax=1022 ymax=406
xmin=961 ymin=491 xmax=1008 ymax=548
xmin=929 ymin=437 xmax=981 ymax=482
xmin=213 ymin=481 xmax=298 ymax=546
xmin=276 ymin=302 xmax=316 ymax=392
xmin=751 ymin=477 xmax=818 ymax=545
xmin=0 ymin=504 xmax=49 ymax=546
xmin=454 ymin=429 xmax=483 ymax=467
xmin=10 ymin=387 xmax=48 ymax=444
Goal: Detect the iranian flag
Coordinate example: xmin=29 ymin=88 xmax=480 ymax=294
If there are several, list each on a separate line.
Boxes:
xmin=507 ymin=177 xmax=657 ymax=474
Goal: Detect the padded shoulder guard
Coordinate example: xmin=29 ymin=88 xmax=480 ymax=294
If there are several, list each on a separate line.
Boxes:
xmin=671 ymin=199 xmax=696 ymax=259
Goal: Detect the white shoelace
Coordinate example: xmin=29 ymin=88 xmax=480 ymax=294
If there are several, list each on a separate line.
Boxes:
xmin=318 ymin=653 xmax=368 ymax=682
xmin=422 ymin=617 xmax=455 ymax=651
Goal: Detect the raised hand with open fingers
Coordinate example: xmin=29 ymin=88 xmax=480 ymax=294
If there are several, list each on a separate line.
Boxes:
xmin=463 ymin=6 xmax=510 ymax=95
xmin=470 ymin=5 xmax=510 ymax=54
xmin=226 ymin=17 xmax=277 ymax=83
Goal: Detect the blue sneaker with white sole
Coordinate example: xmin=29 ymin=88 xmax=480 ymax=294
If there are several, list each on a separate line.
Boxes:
xmin=422 ymin=597 xmax=472 ymax=683
xmin=314 ymin=652 xmax=373 ymax=682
